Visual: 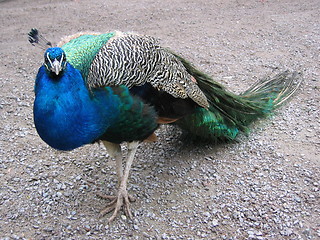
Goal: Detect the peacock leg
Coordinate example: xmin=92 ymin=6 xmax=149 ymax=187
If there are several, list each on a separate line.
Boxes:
xmin=102 ymin=141 xmax=123 ymax=183
xmin=97 ymin=141 xmax=123 ymax=206
xmin=99 ymin=141 xmax=139 ymax=222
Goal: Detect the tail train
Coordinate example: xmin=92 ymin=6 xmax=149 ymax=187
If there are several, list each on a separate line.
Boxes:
xmin=173 ymin=52 xmax=303 ymax=141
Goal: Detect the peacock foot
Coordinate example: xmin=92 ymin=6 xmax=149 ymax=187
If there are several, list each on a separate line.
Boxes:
xmin=97 ymin=188 xmax=136 ymax=222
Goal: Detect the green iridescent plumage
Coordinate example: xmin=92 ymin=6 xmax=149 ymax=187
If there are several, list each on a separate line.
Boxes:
xmin=100 ymin=86 xmax=158 ymax=144
xmin=172 ymin=52 xmax=302 ymax=141
xmin=60 ymin=32 xmax=115 ymax=80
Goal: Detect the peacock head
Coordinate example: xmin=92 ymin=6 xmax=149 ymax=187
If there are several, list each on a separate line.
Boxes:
xmin=44 ymin=47 xmax=67 ymax=75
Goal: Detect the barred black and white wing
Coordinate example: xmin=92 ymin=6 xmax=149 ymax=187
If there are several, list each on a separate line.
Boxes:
xmin=87 ymin=32 xmax=209 ymax=108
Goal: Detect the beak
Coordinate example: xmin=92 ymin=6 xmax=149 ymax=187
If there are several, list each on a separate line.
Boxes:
xmin=51 ymin=59 xmax=62 ymax=75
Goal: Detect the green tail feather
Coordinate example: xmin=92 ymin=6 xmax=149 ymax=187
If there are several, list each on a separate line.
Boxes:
xmin=171 ymin=51 xmax=302 ymax=141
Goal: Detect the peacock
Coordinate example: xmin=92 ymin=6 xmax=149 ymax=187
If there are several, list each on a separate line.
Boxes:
xmin=28 ymin=28 xmax=302 ymax=222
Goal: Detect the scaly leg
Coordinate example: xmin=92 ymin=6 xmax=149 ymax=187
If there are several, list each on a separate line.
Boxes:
xmin=97 ymin=141 xmax=124 ymax=213
xmin=102 ymin=141 xmax=123 ymax=183
xmin=99 ymin=141 xmax=139 ymax=222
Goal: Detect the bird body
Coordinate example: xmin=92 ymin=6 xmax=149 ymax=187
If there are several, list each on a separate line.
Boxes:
xmin=29 ymin=29 xmax=302 ymax=222
xmin=56 ymin=31 xmax=300 ymax=141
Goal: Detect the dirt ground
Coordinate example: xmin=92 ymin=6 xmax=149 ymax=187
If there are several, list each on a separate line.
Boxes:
xmin=0 ymin=0 xmax=319 ymax=239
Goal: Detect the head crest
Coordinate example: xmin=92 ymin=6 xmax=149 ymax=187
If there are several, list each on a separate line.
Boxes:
xmin=28 ymin=28 xmax=52 ymax=50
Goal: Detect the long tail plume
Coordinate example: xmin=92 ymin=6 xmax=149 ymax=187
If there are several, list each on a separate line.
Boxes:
xmin=28 ymin=28 xmax=52 ymax=49
xmin=171 ymin=51 xmax=303 ymax=141
xmin=241 ymin=71 xmax=302 ymax=107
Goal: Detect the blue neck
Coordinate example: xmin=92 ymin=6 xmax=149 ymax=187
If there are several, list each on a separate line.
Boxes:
xmin=33 ymin=63 xmax=120 ymax=150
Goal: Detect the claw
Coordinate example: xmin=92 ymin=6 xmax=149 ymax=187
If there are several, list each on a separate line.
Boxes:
xmin=98 ymin=189 xmax=136 ymax=222
xmin=100 ymin=141 xmax=139 ymax=222
xmin=97 ymin=192 xmax=117 ymax=201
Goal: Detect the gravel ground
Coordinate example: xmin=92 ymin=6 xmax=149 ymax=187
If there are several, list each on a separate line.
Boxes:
xmin=0 ymin=0 xmax=319 ymax=239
